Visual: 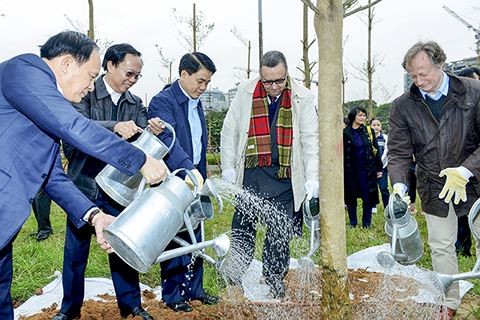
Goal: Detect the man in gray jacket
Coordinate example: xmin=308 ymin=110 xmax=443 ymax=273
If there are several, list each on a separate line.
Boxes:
xmin=388 ymin=41 xmax=480 ymax=319
xmin=54 ymin=44 xmax=163 ymax=320
xmin=220 ymin=50 xmax=319 ymax=298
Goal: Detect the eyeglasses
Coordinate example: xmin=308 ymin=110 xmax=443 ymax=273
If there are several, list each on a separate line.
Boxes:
xmin=117 ymin=65 xmax=142 ymax=80
xmin=261 ymin=77 xmax=286 ymax=87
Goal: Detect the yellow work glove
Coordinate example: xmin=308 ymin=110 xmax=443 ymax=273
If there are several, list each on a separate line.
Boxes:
xmin=392 ymin=182 xmax=411 ymax=205
xmin=185 ymin=168 xmax=204 ymax=191
xmin=439 ymin=167 xmax=469 ymax=204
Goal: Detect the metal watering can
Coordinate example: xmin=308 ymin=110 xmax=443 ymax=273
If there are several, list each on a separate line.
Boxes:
xmin=430 ymin=258 xmax=480 ymax=292
xmin=95 ymin=122 xmax=176 ymax=207
xmin=176 ymin=178 xmax=226 ymax=268
xmin=103 ymin=169 xmax=229 ymax=273
xmin=377 ymin=193 xmax=423 ymax=267
xmin=298 ymin=197 xmax=320 ymax=269
xmin=469 ymin=197 xmax=480 ymax=241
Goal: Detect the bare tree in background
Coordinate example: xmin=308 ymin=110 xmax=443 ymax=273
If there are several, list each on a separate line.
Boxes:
xmin=298 ymin=3 xmax=317 ymax=89
xmin=64 ymin=0 xmax=112 ymax=54
xmin=87 ymin=0 xmax=94 ymax=40
xmin=155 ymin=44 xmax=175 ymax=86
xmin=299 ymin=0 xmax=383 ymax=90
xmin=172 ymin=3 xmax=214 ymax=52
xmin=231 ymin=26 xmax=252 ymax=79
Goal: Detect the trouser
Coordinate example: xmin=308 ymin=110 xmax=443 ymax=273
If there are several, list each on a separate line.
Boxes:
xmin=377 ymin=169 xmax=390 ymax=209
xmin=32 ymin=188 xmax=52 ymax=233
xmin=0 ymin=240 xmax=14 ymax=320
xmin=456 ymin=215 xmax=472 ymax=256
xmin=347 ymin=185 xmax=372 ymax=228
xmin=160 ymin=226 xmax=206 ymax=304
xmin=424 ymin=203 xmax=480 ymax=310
xmin=60 ymin=191 xmax=141 ymax=315
xmin=228 ymin=190 xmax=294 ymax=291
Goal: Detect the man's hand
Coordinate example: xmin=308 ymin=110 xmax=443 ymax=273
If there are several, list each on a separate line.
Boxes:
xmin=439 ymin=167 xmax=470 ymax=204
xmin=114 ymin=120 xmax=142 ymax=139
xmin=185 ymin=168 xmax=204 ymax=191
xmin=91 ymin=211 xmax=116 ymax=253
xmin=140 ymin=155 xmax=168 ymax=185
xmin=222 ymin=168 xmax=236 ymax=183
xmin=147 ymin=117 xmax=165 ymax=136
xmin=304 ymin=179 xmax=319 ymax=200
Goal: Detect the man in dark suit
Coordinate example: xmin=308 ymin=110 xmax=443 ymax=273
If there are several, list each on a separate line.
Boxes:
xmin=0 ymin=31 xmax=166 ymax=320
xmin=148 ymin=52 xmax=218 ymax=312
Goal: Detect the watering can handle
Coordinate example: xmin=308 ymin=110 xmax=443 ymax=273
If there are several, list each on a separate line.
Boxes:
xmin=162 ymin=122 xmax=176 ymax=152
xmin=170 ymin=168 xmax=199 ymax=197
xmin=142 ymin=120 xmax=176 ymax=152
xmin=468 ymin=197 xmax=480 ymax=240
xmin=133 ymin=176 xmax=147 ymax=200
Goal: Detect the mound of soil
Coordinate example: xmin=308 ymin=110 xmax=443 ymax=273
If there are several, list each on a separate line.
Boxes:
xmin=19 ymin=269 xmax=476 ymax=319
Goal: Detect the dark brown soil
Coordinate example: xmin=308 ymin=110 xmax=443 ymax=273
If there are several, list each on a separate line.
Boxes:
xmin=18 ymin=269 xmax=479 ymax=320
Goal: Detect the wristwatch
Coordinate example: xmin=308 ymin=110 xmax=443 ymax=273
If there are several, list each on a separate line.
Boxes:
xmin=87 ymin=208 xmax=101 ymax=226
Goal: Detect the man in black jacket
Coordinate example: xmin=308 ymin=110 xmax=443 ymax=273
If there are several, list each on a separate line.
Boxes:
xmin=54 ymin=44 xmax=163 ymax=320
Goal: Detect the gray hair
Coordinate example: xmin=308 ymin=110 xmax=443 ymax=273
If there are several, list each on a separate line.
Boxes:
xmin=402 ymin=41 xmax=447 ymax=70
xmin=260 ymin=50 xmax=288 ymax=70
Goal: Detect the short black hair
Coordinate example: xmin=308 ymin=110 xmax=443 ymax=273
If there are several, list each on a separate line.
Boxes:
xmin=102 ymin=43 xmax=142 ymax=71
xmin=40 ymin=30 xmax=98 ymax=65
xmin=178 ymin=52 xmax=216 ymax=76
xmin=260 ymin=50 xmax=288 ymax=70
xmin=347 ymin=106 xmax=367 ymax=126
xmin=457 ymin=67 xmax=480 ymax=79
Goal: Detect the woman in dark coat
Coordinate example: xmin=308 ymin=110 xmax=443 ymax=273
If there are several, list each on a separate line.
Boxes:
xmin=343 ymin=106 xmax=383 ymax=228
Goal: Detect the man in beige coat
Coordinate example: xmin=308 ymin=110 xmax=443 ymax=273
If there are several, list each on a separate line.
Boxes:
xmin=220 ymin=50 xmax=319 ymax=298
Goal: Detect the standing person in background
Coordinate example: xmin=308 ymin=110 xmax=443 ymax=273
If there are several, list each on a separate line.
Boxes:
xmin=54 ymin=43 xmax=164 ymax=320
xmin=31 ymin=187 xmax=53 ymax=241
xmin=388 ymin=41 xmax=480 ymax=319
xmin=344 ymin=106 xmax=383 ymax=228
xmin=220 ymin=50 xmax=319 ymax=298
xmin=0 ymin=31 xmax=167 ymax=320
xmin=370 ymin=117 xmax=389 ymax=211
xmin=148 ymin=52 xmax=219 ymax=313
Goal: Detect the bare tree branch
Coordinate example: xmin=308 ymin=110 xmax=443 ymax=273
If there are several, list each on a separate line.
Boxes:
xmin=300 ymin=0 xmax=319 ymax=15
xmin=344 ymin=0 xmax=382 ymax=18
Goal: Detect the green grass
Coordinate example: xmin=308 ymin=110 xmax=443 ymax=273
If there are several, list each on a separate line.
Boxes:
xmin=11 ymin=197 xmax=480 ymax=306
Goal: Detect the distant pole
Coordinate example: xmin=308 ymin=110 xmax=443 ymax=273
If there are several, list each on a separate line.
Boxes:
xmin=247 ymin=40 xmax=252 ymax=79
xmin=193 ymin=3 xmax=197 ymax=52
xmin=258 ymin=0 xmax=263 ymax=67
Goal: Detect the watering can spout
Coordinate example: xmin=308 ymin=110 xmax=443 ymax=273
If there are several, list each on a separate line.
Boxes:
xmin=155 ymin=234 xmax=230 ymax=264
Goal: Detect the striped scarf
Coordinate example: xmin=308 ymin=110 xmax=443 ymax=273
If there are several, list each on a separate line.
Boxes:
xmin=244 ymin=77 xmax=293 ymax=178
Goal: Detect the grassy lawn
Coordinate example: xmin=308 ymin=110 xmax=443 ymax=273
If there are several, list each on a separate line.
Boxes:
xmin=12 ymin=194 xmax=480 ymax=309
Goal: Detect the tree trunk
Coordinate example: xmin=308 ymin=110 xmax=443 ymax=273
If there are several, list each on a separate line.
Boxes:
xmin=314 ymin=0 xmax=352 ymax=318
xmin=192 ymin=3 xmax=197 ymax=52
xmin=367 ymin=0 xmax=373 ymax=116
xmin=87 ymin=0 xmax=94 ymax=40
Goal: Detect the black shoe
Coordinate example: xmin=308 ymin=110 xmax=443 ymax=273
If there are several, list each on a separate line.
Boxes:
xmin=52 ymin=311 xmax=80 ymax=320
xmin=195 ymin=293 xmax=219 ymax=305
xmin=36 ymin=230 xmax=52 ymax=241
xmin=120 ymin=306 xmax=154 ymax=320
xmin=166 ymin=301 xmax=193 ymax=312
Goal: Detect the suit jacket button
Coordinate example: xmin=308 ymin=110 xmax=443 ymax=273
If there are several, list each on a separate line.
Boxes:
xmin=41 ymin=173 xmax=47 ymax=179
xmin=29 ymin=198 xmax=33 ymax=203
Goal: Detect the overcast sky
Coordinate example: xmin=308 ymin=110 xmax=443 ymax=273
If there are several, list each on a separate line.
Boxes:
xmin=1 ymin=0 xmax=479 ymax=105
